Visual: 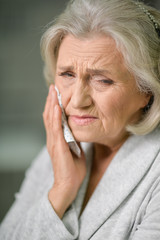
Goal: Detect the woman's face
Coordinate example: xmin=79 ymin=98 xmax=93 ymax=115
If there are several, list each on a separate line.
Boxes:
xmin=55 ymin=34 xmax=149 ymax=148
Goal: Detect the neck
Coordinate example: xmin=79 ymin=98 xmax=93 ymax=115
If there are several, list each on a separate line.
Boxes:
xmin=93 ymin=134 xmax=130 ymax=170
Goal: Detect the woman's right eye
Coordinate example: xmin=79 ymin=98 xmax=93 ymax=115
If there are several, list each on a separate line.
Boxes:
xmin=59 ymin=72 xmax=74 ymax=78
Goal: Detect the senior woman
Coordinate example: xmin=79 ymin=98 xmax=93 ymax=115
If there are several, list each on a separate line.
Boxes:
xmin=1 ymin=0 xmax=160 ymax=239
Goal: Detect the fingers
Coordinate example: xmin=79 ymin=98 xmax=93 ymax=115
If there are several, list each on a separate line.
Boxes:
xmin=53 ymin=104 xmax=69 ymax=153
xmin=43 ymin=84 xmax=69 ymax=157
xmin=43 ymin=84 xmax=58 ymax=128
xmin=49 ymin=90 xmax=56 ymax=128
xmin=43 ymin=88 xmax=51 ymax=128
xmin=53 ymin=104 xmax=62 ymax=135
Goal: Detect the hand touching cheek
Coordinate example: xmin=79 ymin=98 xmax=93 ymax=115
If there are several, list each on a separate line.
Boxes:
xmin=43 ymin=85 xmax=86 ymax=218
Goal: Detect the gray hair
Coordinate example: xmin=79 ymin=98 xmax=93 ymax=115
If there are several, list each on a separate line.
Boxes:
xmin=40 ymin=0 xmax=160 ymax=135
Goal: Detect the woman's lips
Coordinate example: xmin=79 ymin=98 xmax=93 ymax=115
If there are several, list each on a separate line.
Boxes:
xmin=69 ymin=115 xmax=98 ymax=126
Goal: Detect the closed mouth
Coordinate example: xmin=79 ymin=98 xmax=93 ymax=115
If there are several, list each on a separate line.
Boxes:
xmin=69 ymin=115 xmax=98 ymax=125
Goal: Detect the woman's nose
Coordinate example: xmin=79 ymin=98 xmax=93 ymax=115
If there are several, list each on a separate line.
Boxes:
xmin=71 ymin=81 xmax=92 ymax=109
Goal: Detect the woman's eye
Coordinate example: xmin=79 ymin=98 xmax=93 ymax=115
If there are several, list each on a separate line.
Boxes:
xmin=97 ymin=79 xmax=114 ymax=84
xmin=91 ymin=77 xmax=114 ymax=91
xmin=59 ymin=72 xmax=74 ymax=78
xmin=91 ymin=75 xmax=114 ymax=85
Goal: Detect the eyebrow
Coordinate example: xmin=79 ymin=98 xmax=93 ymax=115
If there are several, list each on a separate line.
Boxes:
xmin=86 ymin=68 xmax=111 ymax=75
xmin=57 ymin=66 xmax=111 ymax=75
xmin=58 ymin=66 xmax=74 ymax=71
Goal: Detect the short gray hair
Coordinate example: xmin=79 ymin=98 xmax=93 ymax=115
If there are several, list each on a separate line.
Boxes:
xmin=40 ymin=0 xmax=160 ymax=135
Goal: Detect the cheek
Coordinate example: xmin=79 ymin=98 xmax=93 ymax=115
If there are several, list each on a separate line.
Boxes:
xmin=96 ymin=91 xmax=125 ymax=119
xmin=57 ymin=86 xmax=72 ymax=109
xmin=96 ymin=90 xmax=135 ymax=129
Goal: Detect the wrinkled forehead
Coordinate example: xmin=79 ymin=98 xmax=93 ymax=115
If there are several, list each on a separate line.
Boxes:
xmin=56 ymin=34 xmax=124 ymax=70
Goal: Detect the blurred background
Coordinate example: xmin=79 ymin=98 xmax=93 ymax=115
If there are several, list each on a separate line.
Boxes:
xmin=0 ymin=0 xmax=160 ymax=223
xmin=0 ymin=0 xmax=67 ymax=222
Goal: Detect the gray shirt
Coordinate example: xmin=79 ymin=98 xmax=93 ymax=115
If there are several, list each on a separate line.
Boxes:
xmin=0 ymin=128 xmax=160 ymax=239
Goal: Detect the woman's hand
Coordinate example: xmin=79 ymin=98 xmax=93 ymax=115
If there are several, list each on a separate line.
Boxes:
xmin=43 ymin=84 xmax=87 ymax=218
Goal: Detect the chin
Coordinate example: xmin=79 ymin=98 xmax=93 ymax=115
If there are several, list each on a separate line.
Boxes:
xmin=71 ymin=129 xmax=97 ymax=143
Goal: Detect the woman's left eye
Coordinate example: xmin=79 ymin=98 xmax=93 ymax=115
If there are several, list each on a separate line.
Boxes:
xmin=99 ymin=79 xmax=113 ymax=84
xmin=91 ymin=75 xmax=114 ymax=85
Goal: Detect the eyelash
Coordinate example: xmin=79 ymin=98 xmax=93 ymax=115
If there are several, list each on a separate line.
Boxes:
xmin=59 ymin=72 xmax=74 ymax=77
xmin=98 ymin=79 xmax=113 ymax=84
xmin=59 ymin=71 xmax=114 ymax=85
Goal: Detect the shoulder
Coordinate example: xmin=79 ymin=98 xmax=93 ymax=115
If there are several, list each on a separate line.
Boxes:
xmin=126 ymin=127 xmax=160 ymax=156
xmin=140 ymin=127 xmax=160 ymax=160
xmin=135 ymin=127 xmax=160 ymax=178
xmin=146 ymin=126 xmax=160 ymax=145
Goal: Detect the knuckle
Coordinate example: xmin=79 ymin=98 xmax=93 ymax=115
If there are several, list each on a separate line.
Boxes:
xmin=43 ymin=116 xmax=47 ymax=126
xmin=47 ymin=142 xmax=55 ymax=156
xmin=43 ymin=111 xmax=47 ymax=120
xmin=48 ymin=120 xmax=53 ymax=128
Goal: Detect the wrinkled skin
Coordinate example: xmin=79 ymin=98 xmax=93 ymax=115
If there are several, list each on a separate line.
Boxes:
xmin=43 ymin=34 xmax=149 ymax=218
